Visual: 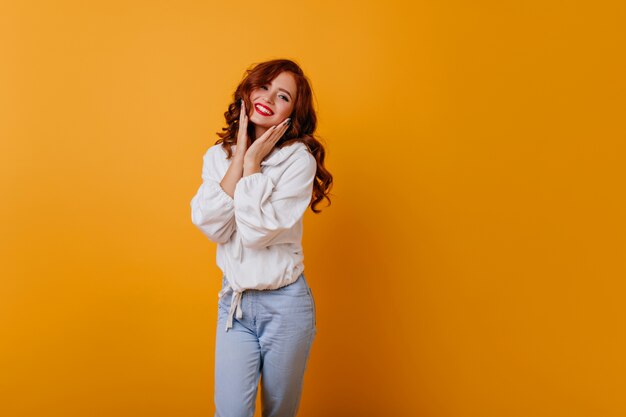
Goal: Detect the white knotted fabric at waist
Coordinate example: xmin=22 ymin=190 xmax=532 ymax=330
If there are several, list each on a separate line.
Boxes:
xmin=218 ymin=283 xmax=243 ymax=332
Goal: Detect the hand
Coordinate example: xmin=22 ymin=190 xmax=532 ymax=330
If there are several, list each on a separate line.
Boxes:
xmin=234 ymin=99 xmax=250 ymax=159
xmin=244 ymin=117 xmax=291 ymax=166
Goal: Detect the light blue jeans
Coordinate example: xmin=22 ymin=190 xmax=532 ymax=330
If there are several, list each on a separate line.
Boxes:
xmin=214 ymin=272 xmax=317 ymax=417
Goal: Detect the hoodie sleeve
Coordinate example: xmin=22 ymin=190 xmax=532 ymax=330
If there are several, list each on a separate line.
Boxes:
xmin=233 ymin=151 xmax=316 ymax=249
xmin=190 ymin=146 xmax=236 ymax=244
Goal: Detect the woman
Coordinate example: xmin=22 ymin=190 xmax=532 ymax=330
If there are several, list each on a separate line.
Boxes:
xmin=190 ymin=59 xmax=333 ymax=417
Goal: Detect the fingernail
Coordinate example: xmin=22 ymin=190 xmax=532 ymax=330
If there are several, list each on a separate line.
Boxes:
xmin=286 ymin=118 xmax=291 ymax=125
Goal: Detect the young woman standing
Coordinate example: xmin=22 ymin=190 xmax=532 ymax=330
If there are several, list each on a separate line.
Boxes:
xmin=190 ymin=59 xmax=333 ymax=417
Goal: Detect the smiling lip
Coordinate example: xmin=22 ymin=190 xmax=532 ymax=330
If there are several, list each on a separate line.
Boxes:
xmin=255 ymin=103 xmax=274 ymax=116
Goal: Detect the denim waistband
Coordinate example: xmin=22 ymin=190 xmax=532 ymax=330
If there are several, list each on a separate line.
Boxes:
xmin=217 ymin=274 xmax=305 ymax=332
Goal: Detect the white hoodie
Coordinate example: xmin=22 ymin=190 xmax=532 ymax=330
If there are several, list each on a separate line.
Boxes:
xmin=190 ymin=140 xmax=317 ymax=331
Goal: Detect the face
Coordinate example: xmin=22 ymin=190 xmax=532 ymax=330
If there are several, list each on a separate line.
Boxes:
xmin=248 ymin=71 xmax=297 ymax=132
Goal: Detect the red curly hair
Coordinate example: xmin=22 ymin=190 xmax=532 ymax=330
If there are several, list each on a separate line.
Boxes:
xmin=215 ymin=58 xmax=333 ymax=213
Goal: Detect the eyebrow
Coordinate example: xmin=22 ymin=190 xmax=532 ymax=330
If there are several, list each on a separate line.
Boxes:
xmin=277 ymin=88 xmax=293 ymax=100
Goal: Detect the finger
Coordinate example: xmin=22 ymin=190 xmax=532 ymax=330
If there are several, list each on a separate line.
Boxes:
xmin=277 ymin=121 xmax=289 ymax=137
xmin=270 ymin=125 xmax=287 ymax=144
xmin=268 ymin=124 xmax=283 ymax=138
xmin=275 ymin=120 xmax=289 ymax=133
xmin=259 ymin=125 xmax=278 ymax=141
xmin=240 ymin=100 xmax=248 ymax=127
xmin=276 ymin=123 xmax=289 ymax=137
xmin=266 ymin=119 xmax=288 ymax=136
xmin=279 ymin=119 xmax=290 ymax=133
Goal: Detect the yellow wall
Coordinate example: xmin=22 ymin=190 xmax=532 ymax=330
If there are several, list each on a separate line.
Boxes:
xmin=1 ymin=1 xmax=625 ymax=416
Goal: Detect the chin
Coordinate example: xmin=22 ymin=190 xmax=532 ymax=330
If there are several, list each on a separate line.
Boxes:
xmin=252 ymin=118 xmax=274 ymax=128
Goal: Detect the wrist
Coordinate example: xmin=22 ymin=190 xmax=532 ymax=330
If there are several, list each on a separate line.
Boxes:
xmin=243 ymin=160 xmax=262 ymax=176
xmin=232 ymin=153 xmax=245 ymax=165
xmin=243 ymin=155 xmax=260 ymax=168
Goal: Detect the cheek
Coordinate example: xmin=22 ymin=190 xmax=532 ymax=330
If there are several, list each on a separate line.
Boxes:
xmin=248 ymin=91 xmax=259 ymax=102
xmin=282 ymin=103 xmax=295 ymax=116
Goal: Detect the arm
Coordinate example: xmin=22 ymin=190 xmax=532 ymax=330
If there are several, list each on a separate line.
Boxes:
xmin=220 ymin=152 xmax=245 ymax=198
xmin=190 ymin=146 xmax=237 ymax=244
xmin=234 ymin=152 xmax=317 ymax=249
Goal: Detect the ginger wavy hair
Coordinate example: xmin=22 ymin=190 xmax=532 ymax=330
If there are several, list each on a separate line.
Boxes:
xmin=215 ymin=59 xmax=333 ymax=213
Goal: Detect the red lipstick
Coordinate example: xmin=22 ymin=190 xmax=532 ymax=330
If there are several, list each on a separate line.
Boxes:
xmin=254 ymin=103 xmax=274 ymax=116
